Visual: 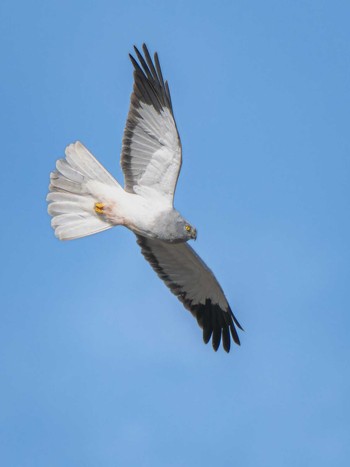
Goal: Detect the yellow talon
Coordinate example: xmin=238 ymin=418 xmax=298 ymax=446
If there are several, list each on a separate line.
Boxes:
xmin=94 ymin=202 xmax=105 ymax=214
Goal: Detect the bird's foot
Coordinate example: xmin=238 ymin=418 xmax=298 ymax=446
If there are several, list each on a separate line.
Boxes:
xmin=94 ymin=202 xmax=105 ymax=214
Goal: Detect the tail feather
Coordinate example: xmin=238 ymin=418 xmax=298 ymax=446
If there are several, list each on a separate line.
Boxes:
xmin=47 ymin=141 xmax=120 ymax=241
xmin=49 ymin=172 xmax=88 ymax=195
xmin=65 ymin=142 xmax=117 ymax=185
xmin=54 ymin=216 xmax=109 ymax=241
xmin=56 ymin=159 xmax=85 ymax=183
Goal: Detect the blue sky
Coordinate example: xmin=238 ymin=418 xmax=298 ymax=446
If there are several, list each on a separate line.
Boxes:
xmin=1 ymin=0 xmax=350 ymax=466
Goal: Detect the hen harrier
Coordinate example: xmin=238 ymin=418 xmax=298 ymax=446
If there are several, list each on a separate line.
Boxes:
xmin=47 ymin=44 xmax=243 ymax=352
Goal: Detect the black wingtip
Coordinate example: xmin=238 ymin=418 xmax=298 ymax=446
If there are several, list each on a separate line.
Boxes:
xmin=227 ymin=305 xmax=244 ymax=331
xmin=203 ymin=330 xmax=231 ymax=353
xmin=234 ymin=316 xmax=244 ymax=332
xmin=203 ymin=328 xmax=212 ymax=345
xmin=230 ymin=323 xmax=241 ymax=346
xmin=129 ymin=53 xmax=138 ymax=68
xmin=222 ymin=326 xmax=231 ymax=353
xmin=197 ymin=300 xmax=242 ymax=353
xmin=128 ymin=43 xmax=174 ymax=116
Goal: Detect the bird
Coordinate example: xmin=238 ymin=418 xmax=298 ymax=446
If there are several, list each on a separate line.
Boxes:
xmin=47 ymin=44 xmax=243 ymax=353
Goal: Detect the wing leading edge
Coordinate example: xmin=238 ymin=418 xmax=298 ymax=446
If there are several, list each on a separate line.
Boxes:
xmin=121 ymin=44 xmax=182 ymax=203
xmin=136 ymin=235 xmax=243 ymax=352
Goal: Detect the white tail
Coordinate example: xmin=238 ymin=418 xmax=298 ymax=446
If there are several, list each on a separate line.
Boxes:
xmin=47 ymin=141 xmax=121 ymax=240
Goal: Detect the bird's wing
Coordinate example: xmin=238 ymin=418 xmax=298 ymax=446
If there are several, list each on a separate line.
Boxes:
xmin=136 ymin=236 xmax=243 ymax=352
xmin=121 ymin=44 xmax=182 ymax=206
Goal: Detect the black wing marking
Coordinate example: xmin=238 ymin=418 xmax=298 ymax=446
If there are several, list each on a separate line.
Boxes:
xmin=136 ymin=235 xmax=243 ymax=353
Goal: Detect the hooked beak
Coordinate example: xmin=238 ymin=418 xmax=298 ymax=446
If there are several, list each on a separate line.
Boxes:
xmin=191 ymin=228 xmax=197 ymax=240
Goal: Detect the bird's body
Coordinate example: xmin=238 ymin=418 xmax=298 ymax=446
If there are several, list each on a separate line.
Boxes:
xmin=47 ymin=44 xmax=243 ymax=352
xmin=83 ymin=177 xmax=169 ymax=236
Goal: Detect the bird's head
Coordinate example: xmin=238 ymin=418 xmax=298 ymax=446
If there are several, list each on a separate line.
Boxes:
xmin=184 ymin=223 xmax=197 ymax=240
xmin=153 ymin=210 xmax=197 ymax=243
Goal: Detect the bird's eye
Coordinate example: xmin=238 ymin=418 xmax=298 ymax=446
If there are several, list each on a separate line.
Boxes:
xmin=185 ymin=225 xmax=191 ymax=232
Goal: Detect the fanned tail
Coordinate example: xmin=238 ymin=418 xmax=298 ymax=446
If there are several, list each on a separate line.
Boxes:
xmin=47 ymin=141 xmax=121 ymax=240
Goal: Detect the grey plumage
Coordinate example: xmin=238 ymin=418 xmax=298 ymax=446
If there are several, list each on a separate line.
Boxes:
xmin=137 ymin=235 xmax=243 ymax=352
xmin=152 ymin=210 xmax=196 ymax=243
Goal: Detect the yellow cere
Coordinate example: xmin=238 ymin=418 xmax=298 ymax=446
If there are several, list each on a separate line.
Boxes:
xmin=185 ymin=225 xmax=191 ymax=232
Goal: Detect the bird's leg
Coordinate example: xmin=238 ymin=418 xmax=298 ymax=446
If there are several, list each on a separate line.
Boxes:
xmin=94 ymin=200 xmax=122 ymax=225
xmin=94 ymin=202 xmax=105 ymax=214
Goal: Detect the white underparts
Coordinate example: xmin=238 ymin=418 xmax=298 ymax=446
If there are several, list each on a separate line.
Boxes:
xmin=47 ymin=141 xmax=171 ymax=240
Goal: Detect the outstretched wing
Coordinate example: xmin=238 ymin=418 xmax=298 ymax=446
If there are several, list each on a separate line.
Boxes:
xmin=136 ymin=236 xmax=243 ymax=353
xmin=121 ymin=44 xmax=182 ymax=205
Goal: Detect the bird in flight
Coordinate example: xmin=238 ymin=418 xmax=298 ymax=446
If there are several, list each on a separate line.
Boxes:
xmin=47 ymin=44 xmax=243 ymax=352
